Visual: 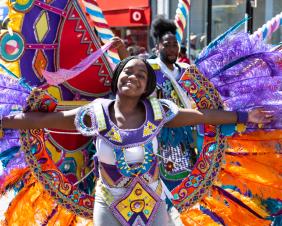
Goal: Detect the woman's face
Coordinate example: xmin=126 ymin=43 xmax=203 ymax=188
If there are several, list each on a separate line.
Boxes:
xmin=117 ymin=59 xmax=148 ymax=98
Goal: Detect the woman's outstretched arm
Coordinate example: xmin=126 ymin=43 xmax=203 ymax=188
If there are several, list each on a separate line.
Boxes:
xmin=166 ymin=108 xmax=273 ymax=128
xmin=2 ymin=108 xmax=80 ymax=130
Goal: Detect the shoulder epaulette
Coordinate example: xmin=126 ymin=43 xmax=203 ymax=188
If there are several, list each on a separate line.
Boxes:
xmin=148 ymin=97 xmax=163 ymax=121
xmin=92 ymin=101 xmax=107 ymax=132
xmin=150 ymin=63 xmax=160 ymax=70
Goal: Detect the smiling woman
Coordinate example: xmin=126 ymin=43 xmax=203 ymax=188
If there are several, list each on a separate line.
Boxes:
xmin=0 ymin=54 xmax=277 ymax=226
xmin=111 ymin=56 xmax=156 ymax=100
xmin=0 ymin=0 xmax=281 ymax=225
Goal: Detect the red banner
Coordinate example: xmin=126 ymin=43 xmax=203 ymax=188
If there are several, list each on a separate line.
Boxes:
xmin=129 ymin=8 xmax=146 ymax=24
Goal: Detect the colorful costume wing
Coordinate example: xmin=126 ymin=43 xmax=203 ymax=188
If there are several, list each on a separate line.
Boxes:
xmin=0 ymin=78 xmax=94 ymax=225
xmin=171 ymin=65 xmax=226 ymax=211
xmin=177 ymin=26 xmax=282 ymax=225
xmin=1 ymin=3 xmax=282 ymax=225
xmin=3 ymin=0 xmax=112 ymax=97
xmin=0 ymin=70 xmax=31 ymax=196
xmin=0 ymin=0 xmax=114 ymax=225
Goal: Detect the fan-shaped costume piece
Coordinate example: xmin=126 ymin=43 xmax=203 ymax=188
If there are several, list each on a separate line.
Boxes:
xmin=0 ymin=0 xmax=113 ymax=225
xmin=0 ymin=2 xmax=282 ymax=225
xmin=176 ymin=30 xmax=282 ymax=225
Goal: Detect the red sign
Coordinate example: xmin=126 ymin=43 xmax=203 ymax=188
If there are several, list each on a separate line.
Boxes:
xmin=129 ymin=8 xmax=146 ymax=24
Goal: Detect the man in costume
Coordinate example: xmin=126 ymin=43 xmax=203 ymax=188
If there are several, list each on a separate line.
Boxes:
xmin=148 ymin=15 xmax=196 ymax=195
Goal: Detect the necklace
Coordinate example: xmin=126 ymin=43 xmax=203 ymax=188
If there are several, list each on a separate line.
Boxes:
xmin=114 ymin=142 xmax=155 ymax=177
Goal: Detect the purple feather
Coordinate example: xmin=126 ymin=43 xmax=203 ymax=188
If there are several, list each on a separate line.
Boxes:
xmin=196 ymin=32 xmax=282 ymax=130
xmin=0 ymin=73 xmax=30 ymax=178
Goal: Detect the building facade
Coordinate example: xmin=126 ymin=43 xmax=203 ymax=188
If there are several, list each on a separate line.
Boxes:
xmin=96 ymin=0 xmax=151 ymax=54
xmin=154 ymin=0 xmax=282 ymax=55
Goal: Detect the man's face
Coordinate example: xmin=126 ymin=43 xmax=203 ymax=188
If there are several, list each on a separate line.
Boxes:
xmin=158 ymin=33 xmax=179 ymax=65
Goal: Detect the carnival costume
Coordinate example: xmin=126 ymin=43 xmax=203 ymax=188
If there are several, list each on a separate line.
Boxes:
xmin=147 ymin=57 xmax=196 ymax=196
xmin=75 ymin=97 xmax=179 ymax=226
xmin=0 ymin=1 xmax=281 ymax=225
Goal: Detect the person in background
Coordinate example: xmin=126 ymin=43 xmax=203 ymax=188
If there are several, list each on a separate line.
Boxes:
xmin=148 ymin=47 xmax=158 ymax=59
xmin=178 ymin=44 xmax=191 ymax=64
xmin=138 ymin=46 xmax=150 ymax=59
xmin=189 ymin=33 xmax=199 ymax=62
xmin=148 ymin=15 xmax=195 ymax=226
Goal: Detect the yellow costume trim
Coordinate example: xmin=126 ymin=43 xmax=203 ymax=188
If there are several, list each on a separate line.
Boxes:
xmin=96 ymin=179 xmax=162 ymax=207
xmin=150 ymin=63 xmax=160 ymax=70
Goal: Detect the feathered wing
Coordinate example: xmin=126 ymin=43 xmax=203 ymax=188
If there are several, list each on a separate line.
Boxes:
xmin=0 ymin=0 xmax=114 ymax=224
xmin=0 ymin=70 xmax=30 ymax=195
xmin=178 ymin=23 xmax=282 ymax=225
xmin=0 ymin=68 xmax=95 ymax=225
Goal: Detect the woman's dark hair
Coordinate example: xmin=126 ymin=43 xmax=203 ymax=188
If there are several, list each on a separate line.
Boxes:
xmin=111 ymin=56 xmax=156 ymax=98
xmin=151 ymin=15 xmax=177 ymax=44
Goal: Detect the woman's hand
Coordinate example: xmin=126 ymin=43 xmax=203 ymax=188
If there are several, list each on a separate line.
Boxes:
xmin=110 ymin=37 xmax=125 ymax=49
xmin=110 ymin=37 xmax=129 ymax=60
xmin=248 ymin=108 xmax=273 ymax=124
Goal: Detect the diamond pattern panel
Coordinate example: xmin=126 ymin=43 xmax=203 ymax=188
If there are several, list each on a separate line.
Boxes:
xmin=34 ymin=11 xmax=50 ymax=42
xmin=33 ymin=49 xmax=48 ymax=81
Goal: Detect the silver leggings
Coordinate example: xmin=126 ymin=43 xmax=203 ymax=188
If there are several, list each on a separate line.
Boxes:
xmin=93 ymin=193 xmax=169 ymax=226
